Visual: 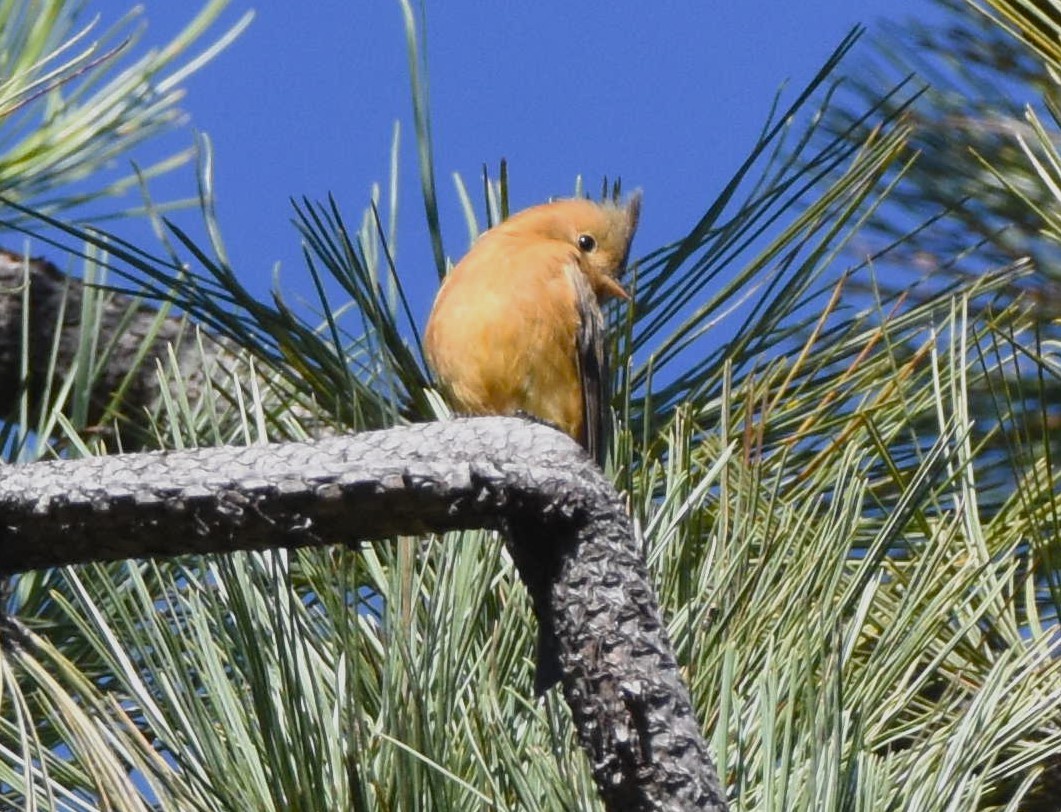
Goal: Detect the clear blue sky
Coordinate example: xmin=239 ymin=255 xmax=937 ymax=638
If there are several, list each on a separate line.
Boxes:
xmin=80 ymin=0 xmax=945 ymax=324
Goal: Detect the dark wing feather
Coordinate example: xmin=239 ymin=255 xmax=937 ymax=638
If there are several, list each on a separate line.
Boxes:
xmin=565 ymin=265 xmax=610 ymax=467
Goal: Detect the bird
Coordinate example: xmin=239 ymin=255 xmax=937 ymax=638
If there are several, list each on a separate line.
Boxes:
xmin=423 ymin=193 xmax=641 ymax=693
xmin=424 ymin=193 xmax=641 ymax=466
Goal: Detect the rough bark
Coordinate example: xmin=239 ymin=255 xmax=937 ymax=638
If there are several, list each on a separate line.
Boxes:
xmin=0 ymin=416 xmax=727 ymax=811
xmin=0 ymin=249 xmax=232 ymax=443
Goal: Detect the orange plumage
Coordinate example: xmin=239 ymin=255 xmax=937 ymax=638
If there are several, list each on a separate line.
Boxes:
xmin=424 ymin=194 xmax=641 ymax=465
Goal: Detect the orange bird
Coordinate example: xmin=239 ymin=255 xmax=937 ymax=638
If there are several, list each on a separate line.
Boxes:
xmin=424 ymin=194 xmax=641 ymax=465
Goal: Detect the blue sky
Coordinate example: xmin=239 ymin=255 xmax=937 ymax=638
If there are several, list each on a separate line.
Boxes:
xmin=79 ymin=0 xmax=946 ymax=324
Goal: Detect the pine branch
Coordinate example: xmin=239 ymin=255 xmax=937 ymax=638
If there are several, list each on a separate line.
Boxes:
xmin=0 ymin=416 xmax=727 ymax=812
xmin=0 ymin=249 xmax=333 ymax=446
xmin=0 ymin=249 xmax=229 ymax=444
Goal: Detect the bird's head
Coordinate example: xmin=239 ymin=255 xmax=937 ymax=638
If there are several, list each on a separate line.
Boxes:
xmin=500 ymin=192 xmax=642 ymax=301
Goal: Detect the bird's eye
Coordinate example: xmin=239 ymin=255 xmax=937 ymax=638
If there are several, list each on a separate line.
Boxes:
xmin=577 ymin=234 xmax=597 ymax=252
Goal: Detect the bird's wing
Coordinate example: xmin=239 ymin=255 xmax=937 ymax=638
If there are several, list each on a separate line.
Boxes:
xmin=564 ymin=264 xmax=610 ymax=466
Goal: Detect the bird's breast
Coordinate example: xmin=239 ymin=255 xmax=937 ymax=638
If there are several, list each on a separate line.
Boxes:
xmin=425 ymin=247 xmax=585 ymax=438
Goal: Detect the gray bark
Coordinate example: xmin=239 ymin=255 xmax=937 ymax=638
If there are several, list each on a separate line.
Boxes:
xmin=0 ymin=249 xmax=228 ymax=444
xmin=0 ymin=416 xmax=727 ymax=811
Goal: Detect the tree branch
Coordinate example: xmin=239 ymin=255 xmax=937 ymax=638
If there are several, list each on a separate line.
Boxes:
xmin=0 ymin=416 xmax=726 ymax=810
xmin=0 ymin=250 xmax=219 ymax=441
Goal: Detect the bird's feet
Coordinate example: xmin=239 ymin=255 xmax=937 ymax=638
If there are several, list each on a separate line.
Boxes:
xmin=512 ymin=409 xmax=565 ymax=436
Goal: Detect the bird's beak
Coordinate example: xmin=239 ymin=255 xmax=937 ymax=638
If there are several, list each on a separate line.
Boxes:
xmin=599 ymin=276 xmax=631 ymax=300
